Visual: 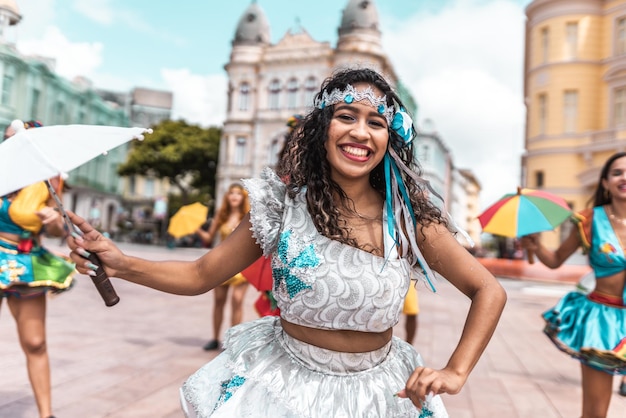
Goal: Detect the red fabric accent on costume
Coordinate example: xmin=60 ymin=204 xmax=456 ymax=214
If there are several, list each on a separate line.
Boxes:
xmin=588 ymin=290 xmax=624 ymax=307
xmin=254 ymin=292 xmax=280 ymax=317
xmin=613 ymin=338 xmax=626 ymax=358
xmin=242 ymin=256 xmax=273 ymax=291
xmin=17 ymin=238 xmax=33 ymax=253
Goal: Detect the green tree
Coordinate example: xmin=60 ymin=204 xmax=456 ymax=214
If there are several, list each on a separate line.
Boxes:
xmin=118 ymin=119 xmax=220 ymax=205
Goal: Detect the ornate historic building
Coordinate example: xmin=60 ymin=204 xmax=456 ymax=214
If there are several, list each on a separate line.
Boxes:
xmin=523 ymin=0 xmax=626 ymax=247
xmin=217 ymin=0 xmax=481 ymax=245
xmin=217 ymin=0 xmax=401 ymax=198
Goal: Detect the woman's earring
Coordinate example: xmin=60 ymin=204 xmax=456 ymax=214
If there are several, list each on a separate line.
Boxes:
xmin=604 ymin=189 xmax=611 ymax=200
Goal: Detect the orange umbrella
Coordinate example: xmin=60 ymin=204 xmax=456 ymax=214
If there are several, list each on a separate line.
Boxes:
xmin=167 ymin=202 xmax=208 ymax=239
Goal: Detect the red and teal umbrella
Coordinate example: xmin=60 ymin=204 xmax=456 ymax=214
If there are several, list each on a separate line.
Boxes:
xmin=478 ymin=187 xmax=572 ymax=238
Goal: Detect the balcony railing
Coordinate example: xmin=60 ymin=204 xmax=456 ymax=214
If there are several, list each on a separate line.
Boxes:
xmin=591 ymin=130 xmax=616 ymax=143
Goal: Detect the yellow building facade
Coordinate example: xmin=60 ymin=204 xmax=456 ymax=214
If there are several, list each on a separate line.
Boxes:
xmin=524 ymin=0 xmax=626 ymax=247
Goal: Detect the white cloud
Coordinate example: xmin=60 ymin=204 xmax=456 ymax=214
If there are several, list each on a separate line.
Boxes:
xmin=382 ymin=0 xmax=527 ymax=207
xmin=16 ymin=26 xmax=103 ymax=81
xmin=12 ymin=14 xmax=216 ymax=128
xmin=161 ymin=69 xmax=227 ymax=127
xmin=71 ymin=0 xmax=114 ymax=25
xmin=11 ymin=0 xmax=57 ymax=39
xmin=71 ymin=0 xmax=187 ymax=47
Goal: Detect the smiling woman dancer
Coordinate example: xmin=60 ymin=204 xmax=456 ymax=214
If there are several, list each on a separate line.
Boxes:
xmin=67 ymin=68 xmax=506 ymax=417
xmin=522 ymin=152 xmax=626 ymax=418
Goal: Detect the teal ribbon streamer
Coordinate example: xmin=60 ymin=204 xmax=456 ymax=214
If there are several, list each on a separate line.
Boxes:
xmin=383 ymin=152 xmax=436 ymax=292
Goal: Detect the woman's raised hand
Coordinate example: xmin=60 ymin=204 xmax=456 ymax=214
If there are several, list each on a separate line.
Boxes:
xmin=66 ymin=211 xmax=127 ymax=278
xmin=519 ymin=233 xmax=540 ymax=252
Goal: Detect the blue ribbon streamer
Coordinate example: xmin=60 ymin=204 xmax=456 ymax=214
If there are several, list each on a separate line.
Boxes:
xmin=383 ymin=153 xmax=436 ymax=292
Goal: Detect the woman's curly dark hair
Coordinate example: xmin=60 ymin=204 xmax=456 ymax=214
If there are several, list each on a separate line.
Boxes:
xmin=276 ymin=68 xmax=446 ymax=252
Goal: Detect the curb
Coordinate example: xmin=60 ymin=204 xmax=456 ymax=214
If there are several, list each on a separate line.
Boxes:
xmin=477 ymin=258 xmax=591 ymax=285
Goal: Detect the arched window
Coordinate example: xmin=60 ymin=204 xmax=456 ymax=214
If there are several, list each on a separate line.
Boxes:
xmin=304 ymin=76 xmax=317 ymax=107
xmin=144 ymin=178 xmax=155 ymax=198
xmin=269 ymin=138 xmax=281 ymax=165
xmin=538 ymin=93 xmax=548 ymax=134
xmin=1 ymin=66 xmax=15 ymax=106
xmin=418 ymin=144 xmax=430 ymax=164
xmin=287 ymin=78 xmax=298 ymax=109
xmin=239 ymin=82 xmax=250 ymax=111
xmin=234 ymin=137 xmax=247 ymax=165
xmin=268 ymin=79 xmax=281 ymax=110
xmin=227 ymin=84 xmax=233 ymax=112
xmin=618 ymin=17 xmax=626 ymax=55
xmin=615 ymin=87 xmax=626 ymax=126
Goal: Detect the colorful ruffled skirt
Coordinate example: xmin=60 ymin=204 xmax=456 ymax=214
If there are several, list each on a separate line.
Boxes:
xmin=180 ymin=316 xmax=448 ymax=417
xmin=543 ymin=290 xmax=626 ymax=374
xmin=0 ymin=238 xmax=75 ymax=298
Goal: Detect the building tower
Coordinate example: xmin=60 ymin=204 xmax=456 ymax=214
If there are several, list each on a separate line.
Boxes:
xmin=0 ymin=0 xmax=20 ymax=43
xmin=334 ymin=0 xmax=396 ymax=79
xmin=523 ymin=0 xmax=626 ymax=247
xmin=216 ymin=1 xmax=271 ymax=199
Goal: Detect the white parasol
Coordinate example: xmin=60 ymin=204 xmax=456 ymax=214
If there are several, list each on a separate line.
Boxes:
xmin=0 ymin=122 xmax=153 ymax=306
xmin=0 ymin=123 xmax=151 ymax=196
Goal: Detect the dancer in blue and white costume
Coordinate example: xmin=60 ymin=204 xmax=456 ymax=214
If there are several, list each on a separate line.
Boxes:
xmin=67 ymin=68 xmax=506 ymax=417
xmin=522 ymin=152 xmax=626 ymax=418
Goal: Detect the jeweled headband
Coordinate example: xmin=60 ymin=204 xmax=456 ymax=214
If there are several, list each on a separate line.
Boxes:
xmin=315 ymin=84 xmax=395 ymax=125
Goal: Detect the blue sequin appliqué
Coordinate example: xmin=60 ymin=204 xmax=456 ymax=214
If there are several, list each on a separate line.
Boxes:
xmin=212 ymin=375 xmax=246 ymax=412
xmin=273 ymin=229 xmax=319 ymax=298
xmin=419 ymin=406 xmax=434 ymax=418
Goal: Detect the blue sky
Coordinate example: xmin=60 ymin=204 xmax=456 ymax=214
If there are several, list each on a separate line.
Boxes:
xmin=13 ymin=0 xmax=533 ymax=207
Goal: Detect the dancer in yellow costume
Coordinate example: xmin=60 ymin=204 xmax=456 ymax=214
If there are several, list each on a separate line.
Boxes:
xmin=196 ymin=183 xmax=251 ymax=350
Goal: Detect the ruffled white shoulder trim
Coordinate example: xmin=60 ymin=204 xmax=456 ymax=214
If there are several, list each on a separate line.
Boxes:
xmin=242 ymin=168 xmax=286 ymax=257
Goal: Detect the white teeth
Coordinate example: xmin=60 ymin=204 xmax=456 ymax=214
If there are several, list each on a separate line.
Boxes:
xmin=342 ymin=145 xmax=368 ymax=157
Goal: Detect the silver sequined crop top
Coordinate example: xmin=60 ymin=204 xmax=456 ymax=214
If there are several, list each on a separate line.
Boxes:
xmin=243 ymin=169 xmax=416 ymax=333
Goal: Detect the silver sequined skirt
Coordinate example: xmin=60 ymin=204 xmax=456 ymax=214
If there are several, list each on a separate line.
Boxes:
xmin=180 ymin=316 xmax=447 ymax=417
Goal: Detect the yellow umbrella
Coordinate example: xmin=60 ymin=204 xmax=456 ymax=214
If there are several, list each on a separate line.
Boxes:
xmin=167 ymin=202 xmax=209 ymax=239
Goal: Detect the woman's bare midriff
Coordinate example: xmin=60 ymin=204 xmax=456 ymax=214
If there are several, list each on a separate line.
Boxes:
xmin=0 ymin=231 xmax=20 ymax=243
xmin=594 ymin=272 xmax=626 ymax=299
xmin=280 ymin=318 xmax=392 ymax=353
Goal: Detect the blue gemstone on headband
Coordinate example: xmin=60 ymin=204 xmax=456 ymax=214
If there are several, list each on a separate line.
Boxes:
xmin=378 ymin=104 xmax=385 ymax=114
xmin=320 ymin=102 xmax=326 ymax=109
xmin=344 ymin=94 xmax=354 ymax=104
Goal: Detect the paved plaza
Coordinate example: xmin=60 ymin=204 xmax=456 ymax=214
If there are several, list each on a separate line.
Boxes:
xmin=1 ymin=241 xmax=625 ymax=417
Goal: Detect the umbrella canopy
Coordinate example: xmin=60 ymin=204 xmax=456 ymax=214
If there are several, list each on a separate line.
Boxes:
xmin=0 ymin=124 xmax=151 ymax=196
xmin=478 ymin=187 xmax=572 ymax=238
xmin=167 ymin=202 xmax=208 ymax=239
xmin=0 ymin=122 xmax=152 ymax=307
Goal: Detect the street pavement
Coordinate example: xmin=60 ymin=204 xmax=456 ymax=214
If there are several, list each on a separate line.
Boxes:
xmin=1 ymin=241 xmax=625 ymax=417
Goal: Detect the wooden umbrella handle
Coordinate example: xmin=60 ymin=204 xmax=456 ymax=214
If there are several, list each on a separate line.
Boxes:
xmin=527 ymin=248 xmax=535 ymax=264
xmin=86 ymin=252 xmax=120 ymax=306
xmin=44 ymin=180 xmax=120 ymax=307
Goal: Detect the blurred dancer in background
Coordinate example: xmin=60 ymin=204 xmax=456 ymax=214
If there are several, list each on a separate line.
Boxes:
xmin=0 ymin=120 xmax=75 ymax=418
xmin=522 ymin=151 xmax=626 ymax=417
xmin=196 ymin=183 xmax=250 ymax=350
